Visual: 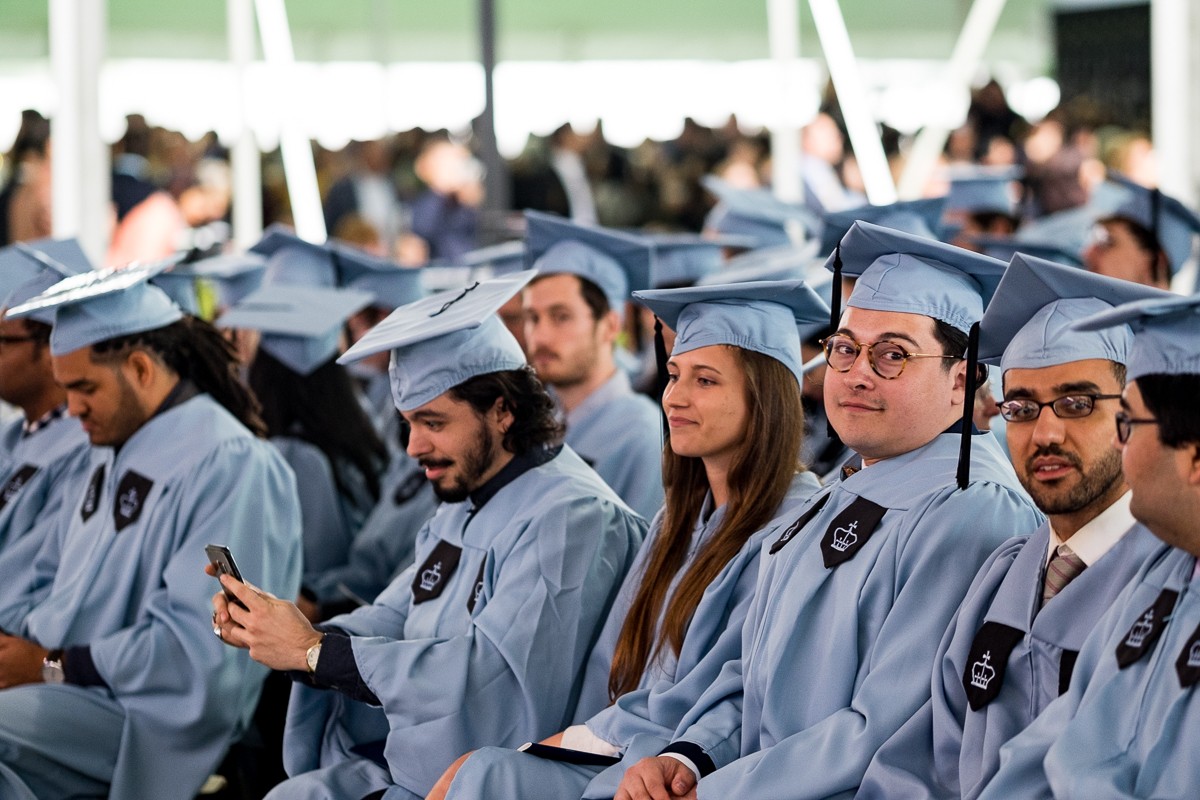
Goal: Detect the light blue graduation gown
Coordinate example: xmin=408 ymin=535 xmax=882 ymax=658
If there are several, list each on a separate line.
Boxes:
xmin=278 ymin=445 xmax=646 ymax=799
xmin=859 ymin=521 xmax=1168 ymax=800
xmin=644 ymin=431 xmax=1042 ymax=800
xmin=979 ymin=546 xmax=1200 ymax=799
xmin=444 ymin=471 xmax=823 ymax=800
xmin=274 ymin=434 xmax=375 ymax=586
xmin=0 ymin=413 xmax=91 ymax=629
xmin=305 ymin=449 xmax=439 ymax=606
xmin=560 ymin=370 xmax=665 ymax=521
xmin=0 ymin=392 xmax=303 ymax=800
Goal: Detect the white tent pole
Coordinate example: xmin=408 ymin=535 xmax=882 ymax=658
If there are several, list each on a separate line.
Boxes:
xmin=1152 ymin=0 xmax=1196 ymax=206
xmin=254 ymin=0 xmax=326 ymax=242
xmin=806 ymin=0 xmax=896 ymax=205
xmin=896 ymin=0 xmax=1008 ymax=200
xmin=49 ymin=0 xmax=109 ymax=265
xmin=227 ymin=0 xmax=263 ymax=249
xmin=767 ymin=0 xmax=803 ymax=206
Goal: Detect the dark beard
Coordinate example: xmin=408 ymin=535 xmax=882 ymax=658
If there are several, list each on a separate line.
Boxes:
xmin=430 ymin=425 xmax=499 ymax=503
xmin=1022 ymin=445 xmax=1124 ymax=516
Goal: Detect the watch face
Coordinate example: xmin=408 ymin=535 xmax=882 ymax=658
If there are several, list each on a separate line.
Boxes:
xmin=42 ymin=661 xmax=65 ymax=684
xmin=306 ymin=642 xmax=322 ymax=673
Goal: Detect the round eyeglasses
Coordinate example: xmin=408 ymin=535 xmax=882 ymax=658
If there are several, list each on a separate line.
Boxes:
xmin=820 ymin=334 xmax=960 ymax=380
xmin=999 ymin=394 xmax=1121 ymax=423
xmin=1115 ymin=411 xmax=1159 ymax=444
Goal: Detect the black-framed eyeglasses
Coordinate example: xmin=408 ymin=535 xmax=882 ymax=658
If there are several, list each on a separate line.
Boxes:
xmin=820 ymin=334 xmax=960 ymax=380
xmin=1115 ymin=411 xmax=1159 ymax=444
xmin=999 ymin=394 xmax=1121 ymax=423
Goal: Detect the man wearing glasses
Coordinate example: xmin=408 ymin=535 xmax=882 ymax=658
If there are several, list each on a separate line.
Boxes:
xmin=858 ymin=254 xmax=1174 ymax=800
xmin=977 ymin=291 xmax=1200 ymax=799
xmin=610 ymin=222 xmax=1041 ymax=800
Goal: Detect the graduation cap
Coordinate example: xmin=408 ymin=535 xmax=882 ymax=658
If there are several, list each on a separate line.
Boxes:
xmin=329 ymin=246 xmax=425 ymax=310
xmin=1098 ymin=172 xmax=1200 ymax=274
xmin=632 ymin=280 xmax=829 ymax=387
xmin=151 ymin=252 xmax=268 ymax=318
xmin=701 ymin=176 xmax=819 ymax=250
xmin=251 ymin=224 xmax=340 ymax=288
xmin=818 ymin=197 xmax=947 ymax=257
xmin=338 ymin=270 xmax=535 ymax=411
xmin=1072 ymin=292 xmax=1200 ymax=381
xmin=451 ymin=240 xmax=526 ymax=275
xmin=823 ymin=221 xmax=1008 ymax=489
xmin=944 ymin=166 xmax=1024 ymax=217
xmin=644 ymin=233 xmax=733 ymax=288
xmin=0 ymin=238 xmax=93 ymax=324
xmin=970 ymin=234 xmax=1085 ymax=268
xmin=6 ymin=256 xmax=185 ymax=356
xmin=979 ymin=253 xmax=1174 ymax=376
xmin=524 ymin=210 xmax=653 ymax=317
xmin=217 ymin=285 xmax=375 ymax=376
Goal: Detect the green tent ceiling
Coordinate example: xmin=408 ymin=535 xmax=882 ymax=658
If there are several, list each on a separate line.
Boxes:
xmin=0 ymin=1 xmax=1054 ymax=70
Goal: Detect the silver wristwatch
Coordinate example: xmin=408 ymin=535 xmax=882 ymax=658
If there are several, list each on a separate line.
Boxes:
xmin=42 ymin=649 xmax=65 ymax=684
xmin=305 ymin=636 xmax=324 ymax=674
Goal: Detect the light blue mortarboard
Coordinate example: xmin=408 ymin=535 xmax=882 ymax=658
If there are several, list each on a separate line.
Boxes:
xmin=701 ymin=176 xmax=819 ymax=249
xmin=645 ymin=233 xmax=731 ymax=288
xmin=827 ymin=220 xmax=1007 ymax=334
xmin=251 ymin=224 xmax=339 ymax=287
xmin=329 ymin=243 xmax=425 ymax=310
xmin=1098 ymin=173 xmax=1200 ymax=274
xmin=632 ymin=280 xmax=829 ymax=386
xmin=697 ymin=243 xmax=813 ymax=286
xmin=818 ymin=197 xmax=947 ymax=256
xmin=338 ymin=271 xmax=535 ymax=412
xmin=979 ymin=253 xmax=1174 ymax=375
xmin=217 ymin=285 xmax=375 ymax=375
xmin=0 ymin=238 xmax=93 ymax=324
xmin=945 ymin=166 xmax=1023 ymax=217
xmin=6 ymin=259 xmax=185 ymax=356
xmin=454 ymin=240 xmax=526 ymax=275
xmin=1072 ymin=292 xmax=1200 ymax=380
xmin=524 ymin=210 xmax=653 ymax=317
xmin=151 ymin=252 xmax=268 ymax=316
xmin=824 ymin=221 xmax=1007 ymax=489
xmin=970 ymin=234 xmax=1085 ymax=268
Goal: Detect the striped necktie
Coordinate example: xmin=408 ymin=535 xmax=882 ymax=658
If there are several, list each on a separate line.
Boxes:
xmin=1042 ymin=544 xmax=1087 ymax=607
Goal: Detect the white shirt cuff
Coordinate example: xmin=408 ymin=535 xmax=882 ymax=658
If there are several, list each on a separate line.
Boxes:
xmin=560 ymin=724 xmax=621 ymax=757
xmin=661 ymin=752 xmax=702 ymax=783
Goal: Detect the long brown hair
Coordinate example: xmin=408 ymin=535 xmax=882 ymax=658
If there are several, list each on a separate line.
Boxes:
xmin=607 ymin=346 xmax=805 ymax=700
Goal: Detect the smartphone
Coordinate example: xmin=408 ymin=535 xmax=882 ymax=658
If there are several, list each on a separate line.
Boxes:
xmin=516 ymin=742 xmax=621 ymax=767
xmin=205 ymin=544 xmax=248 ymax=610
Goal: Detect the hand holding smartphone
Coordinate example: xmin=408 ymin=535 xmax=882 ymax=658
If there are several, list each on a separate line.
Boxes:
xmin=205 ymin=544 xmax=249 ymax=610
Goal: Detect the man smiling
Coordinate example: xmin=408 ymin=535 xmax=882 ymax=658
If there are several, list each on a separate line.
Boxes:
xmin=977 ymin=291 xmax=1200 ymax=799
xmin=212 ymin=271 xmax=645 ymax=800
xmin=859 ymin=254 xmax=1173 ymax=799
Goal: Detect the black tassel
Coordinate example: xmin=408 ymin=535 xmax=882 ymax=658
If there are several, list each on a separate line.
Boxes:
xmin=956 ymin=322 xmax=981 ymax=491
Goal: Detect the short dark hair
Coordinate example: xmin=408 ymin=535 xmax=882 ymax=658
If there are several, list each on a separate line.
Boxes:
xmin=1106 ymin=217 xmax=1168 ymax=285
xmin=1136 ymin=373 xmax=1200 ymax=448
xmin=930 ymin=318 xmax=970 ymax=372
xmin=449 ymin=366 xmax=564 ymax=456
xmin=530 ymin=273 xmax=610 ymax=321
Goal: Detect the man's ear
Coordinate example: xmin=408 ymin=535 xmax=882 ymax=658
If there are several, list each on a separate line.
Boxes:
xmin=1184 ymin=442 xmax=1200 ymax=488
xmin=490 ymin=396 xmax=515 ymax=435
xmin=124 ymin=349 xmax=158 ymax=388
xmin=598 ymin=308 xmax=621 ymax=346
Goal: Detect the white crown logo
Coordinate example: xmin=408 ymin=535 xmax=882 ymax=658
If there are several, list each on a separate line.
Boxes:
xmin=1125 ymin=610 xmax=1155 ymax=648
xmin=970 ymin=651 xmax=996 ymax=690
xmin=119 ymin=488 xmax=139 ymax=518
xmin=420 ymin=561 xmax=443 ymax=592
xmin=1188 ymin=641 xmax=1200 ymax=668
xmin=830 ymin=521 xmax=859 ymax=552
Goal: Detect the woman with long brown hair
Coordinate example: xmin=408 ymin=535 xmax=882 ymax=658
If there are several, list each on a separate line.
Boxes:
xmin=426 ymin=280 xmax=828 ymax=800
